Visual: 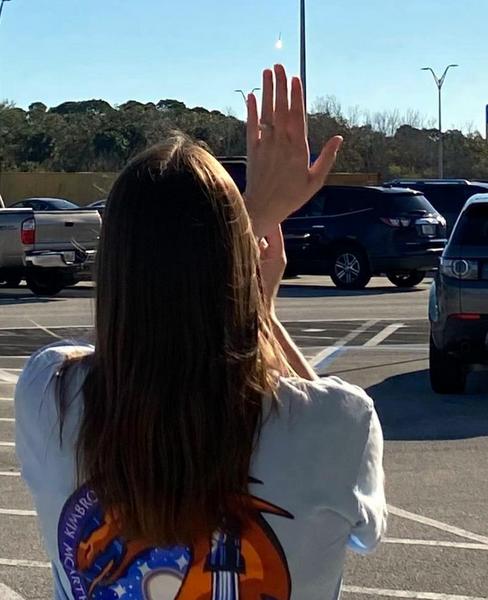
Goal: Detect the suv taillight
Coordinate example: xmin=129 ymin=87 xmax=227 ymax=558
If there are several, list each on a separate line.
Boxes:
xmin=380 ymin=217 xmax=412 ymax=227
xmin=440 ymin=258 xmax=479 ymax=280
xmin=21 ymin=218 xmax=35 ymax=245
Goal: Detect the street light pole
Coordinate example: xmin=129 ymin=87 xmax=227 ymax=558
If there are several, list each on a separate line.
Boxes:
xmin=421 ymin=64 xmax=458 ymax=178
xmin=300 ymin=0 xmax=307 ymax=115
xmin=0 ymin=0 xmax=12 ymax=23
xmin=234 ymin=88 xmax=260 ymax=105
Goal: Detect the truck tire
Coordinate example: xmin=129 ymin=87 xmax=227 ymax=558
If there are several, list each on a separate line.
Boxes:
xmin=429 ymin=334 xmax=466 ymax=394
xmin=26 ymin=272 xmax=66 ymax=297
xmin=387 ymin=271 xmax=426 ymax=288
xmin=330 ymin=246 xmax=371 ymax=290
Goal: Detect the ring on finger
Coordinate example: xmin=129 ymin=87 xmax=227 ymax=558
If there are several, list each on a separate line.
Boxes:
xmin=259 ymin=122 xmax=274 ymax=132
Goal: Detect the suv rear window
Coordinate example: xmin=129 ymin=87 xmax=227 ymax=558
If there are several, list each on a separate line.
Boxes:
xmin=417 ymin=186 xmax=473 ymax=214
xmin=451 ymin=204 xmax=488 ymax=245
xmin=386 ymin=193 xmax=436 ymax=214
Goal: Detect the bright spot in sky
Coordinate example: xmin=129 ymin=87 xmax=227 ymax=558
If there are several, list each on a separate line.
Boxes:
xmin=275 ymin=39 xmax=283 ymax=49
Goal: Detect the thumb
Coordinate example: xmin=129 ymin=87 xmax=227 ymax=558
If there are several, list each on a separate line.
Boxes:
xmin=309 ymin=136 xmax=343 ymax=191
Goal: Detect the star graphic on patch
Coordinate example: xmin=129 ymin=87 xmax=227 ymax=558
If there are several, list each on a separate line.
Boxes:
xmin=176 ymin=554 xmax=189 ymax=570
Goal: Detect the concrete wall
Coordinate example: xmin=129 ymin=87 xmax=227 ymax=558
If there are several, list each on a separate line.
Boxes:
xmin=0 ymin=171 xmax=380 ymax=207
xmin=0 ymin=172 xmax=117 ymax=206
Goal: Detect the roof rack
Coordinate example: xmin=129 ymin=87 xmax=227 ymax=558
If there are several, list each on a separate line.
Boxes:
xmin=388 ymin=178 xmax=469 ymax=185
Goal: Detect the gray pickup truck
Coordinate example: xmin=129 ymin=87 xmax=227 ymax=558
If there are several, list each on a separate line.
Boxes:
xmin=0 ymin=207 xmax=101 ymax=295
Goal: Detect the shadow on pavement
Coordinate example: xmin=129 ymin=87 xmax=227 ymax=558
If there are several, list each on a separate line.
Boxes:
xmin=366 ymin=368 xmax=488 ymax=441
xmin=0 ymin=285 xmax=94 ymax=304
xmin=278 ymin=283 xmax=424 ymax=298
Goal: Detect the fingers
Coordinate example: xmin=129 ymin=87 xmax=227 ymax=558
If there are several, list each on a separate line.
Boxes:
xmin=274 ymin=64 xmax=289 ymax=130
xmin=261 ymin=69 xmax=274 ymax=127
xmin=309 ymin=136 xmax=344 ymax=191
xmin=246 ymin=92 xmax=259 ymax=148
xmin=289 ymin=76 xmax=307 ymax=140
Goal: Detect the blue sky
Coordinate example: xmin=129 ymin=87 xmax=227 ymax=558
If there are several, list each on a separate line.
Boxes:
xmin=1 ymin=0 xmax=487 ymax=133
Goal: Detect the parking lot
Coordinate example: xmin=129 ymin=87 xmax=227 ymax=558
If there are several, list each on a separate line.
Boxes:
xmin=0 ymin=277 xmax=487 ymax=599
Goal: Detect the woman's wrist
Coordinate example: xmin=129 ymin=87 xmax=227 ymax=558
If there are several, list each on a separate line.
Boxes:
xmin=269 ymin=305 xmax=280 ymax=326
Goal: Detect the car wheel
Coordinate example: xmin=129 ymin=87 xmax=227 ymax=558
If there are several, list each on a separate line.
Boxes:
xmin=26 ymin=273 xmax=66 ymax=297
xmin=387 ymin=271 xmax=426 ymax=288
xmin=429 ymin=333 xmax=467 ymax=394
xmin=330 ymin=247 xmax=371 ymax=290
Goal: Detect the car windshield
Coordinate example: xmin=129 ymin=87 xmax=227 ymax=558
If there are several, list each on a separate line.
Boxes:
xmin=44 ymin=199 xmax=79 ymax=209
xmin=451 ymin=203 xmax=488 ymax=245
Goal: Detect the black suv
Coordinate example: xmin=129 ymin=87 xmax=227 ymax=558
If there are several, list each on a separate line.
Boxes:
xmin=283 ymin=185 xmax=447 ymax=289
xmin=385 ymin=179 xmax=488 ymax=234
xmin=429 ymin=194 xmax=488 ymax=393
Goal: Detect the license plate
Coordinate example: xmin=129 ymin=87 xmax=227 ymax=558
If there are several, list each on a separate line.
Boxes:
xmin=421 ymin=224 xmax=436 ymax=236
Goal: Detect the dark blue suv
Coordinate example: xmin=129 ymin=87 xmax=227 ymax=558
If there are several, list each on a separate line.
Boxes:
xmin=385 ymin=179 xmax=488 ymax=235
xmin=283 ymin=185 xmax=447 ymax=289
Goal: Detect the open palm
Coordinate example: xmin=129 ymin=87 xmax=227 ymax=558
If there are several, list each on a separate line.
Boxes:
xmin=245 ymin=64 xmax=343 ymax=238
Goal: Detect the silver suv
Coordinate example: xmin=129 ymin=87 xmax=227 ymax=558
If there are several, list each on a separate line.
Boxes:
xmin=429 ymin=193 xmax=488 ymax=393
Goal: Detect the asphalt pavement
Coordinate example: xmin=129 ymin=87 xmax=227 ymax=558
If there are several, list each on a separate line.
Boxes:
xmin=0 ymin=277 xmax=487 ymax=600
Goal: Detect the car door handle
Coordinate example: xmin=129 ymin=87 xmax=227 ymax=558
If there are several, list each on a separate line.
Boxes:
xmin=284 ymin=233 xmax=311 ymax=240
xmin=312 ymin=225 xmax=325 ymax=229
xmin=64 ymin=222 xmax=75 ymax=227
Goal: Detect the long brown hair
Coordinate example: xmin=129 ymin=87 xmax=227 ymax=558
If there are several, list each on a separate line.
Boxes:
xmin=61 ymin=135 xmax=287 ymax=545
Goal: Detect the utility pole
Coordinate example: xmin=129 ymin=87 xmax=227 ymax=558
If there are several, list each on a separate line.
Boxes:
xmin=485 ymin=104 xmax=488 ymax=142
xmin=300 ymin=0 xmax=307 ymax=116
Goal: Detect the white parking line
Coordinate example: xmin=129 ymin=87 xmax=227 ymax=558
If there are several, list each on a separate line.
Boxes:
xmin=0 ymin=418 xmax=14 ymax=423
xmin=294 ymin=335 xmax=336 ymax=341
xmin=0 ymin=508 xmax=36 ymax=516
xmin=0 ymin=371 xmax=18 ymax=384
xmin=311 ymin=319 xmax=379 ymax=369
xmin=344 ymin=344 xmax=427 ymax=351
xmin=0 ymin=471 xmax=20 ymax=477
xmin=384 ymin=537 xmax=488 ymax=550
xmin=279 ymin=317 xmax=424 ymax=322
xmin=0 ymin=398 xmax=13 ymax=403
xmin=389 ymin=505 xmax=488 ymax=546
xmin=0 ymin=583 xmax=26 ymax=600
xmin=0 ymin=442 xmax=15 ymax=448
xmin=0 ymin=558 xmax=50 ymax=569
xmin=29 ymin=320 xmax=62 ymax=340
xmin=343 ymin=586 xmax=486 ymax=599
xmin=364 ymin=323 xmax=404 ymax=347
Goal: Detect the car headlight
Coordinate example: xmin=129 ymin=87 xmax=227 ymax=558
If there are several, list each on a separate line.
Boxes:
xmin=440 ymin=258 xmax=478 ymax=280
xmin=438 ymin=215 xmax=447 ymax=228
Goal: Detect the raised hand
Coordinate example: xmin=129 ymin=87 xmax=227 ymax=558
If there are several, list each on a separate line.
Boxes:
xmin=245 ymin=64 xmax=343 ymax=238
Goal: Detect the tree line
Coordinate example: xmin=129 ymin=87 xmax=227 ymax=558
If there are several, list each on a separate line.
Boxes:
xmin=1 ymin=96 xmax=488 ymax=180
